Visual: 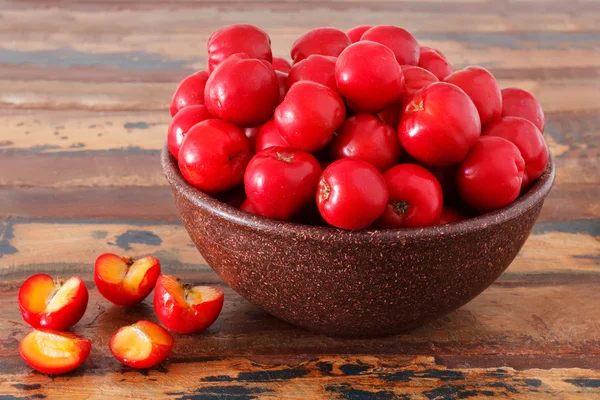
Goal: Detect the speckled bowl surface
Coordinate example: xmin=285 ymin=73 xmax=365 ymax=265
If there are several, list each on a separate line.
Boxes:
xmin=162 ymin=145 xmax=555 ymax=337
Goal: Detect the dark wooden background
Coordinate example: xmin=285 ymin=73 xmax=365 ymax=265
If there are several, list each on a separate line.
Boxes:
xmin=1 ymin=0 xmax=599 ymax=398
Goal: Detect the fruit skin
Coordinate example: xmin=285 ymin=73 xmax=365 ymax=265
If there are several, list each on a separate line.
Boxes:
xmin=18 ymin=274 xmax=88 ymax=330
xmin=287 ymin=54 xmax=337 ymax=92
xmin=178 ymin=119 xmax=251 ymax=194
xmin=154 ymin=275 xmax=224 ymax=334
xmin=445 ymin=65 xmax=502 ymax=127
xmin=272 ymin=56 xmax=292 ymax=73
xmin=483 ymin=116 xmax=549 ymax=189
xmin=346 ymin=25 xmax=372 ymax=43
xmin=244 ymin=147 xmax=322 ymax=220
xmin=255 ymin=119 xmax=291 ymax=153
xmin=207 ymin=24 xmax=272 ymax=72
xmin=274 ymin=81 xmax=346 ymax=152
xmin=170 ymin=70 xmax=210 ymax=117
xmin=360 ymin=25 xmax=420 ymax=65
xmin=418 ymin=46 xmax=453 ymax=80
xmin=399 ymin=65 xmax=439 ymax=102
xmin=275 ymin=70 xmax=288 ymax=104
xmin=109 ymin=320 xmax=174 ymax=368
xmin=335 ymin=41 xmax=405 ymax=113
xmin=240 ymin=199 xmax=260 ymax=214
xmin=328 ymin=113 xmax=401 ymax=172
xmin=205 ymin=53 xmax=279 ymax=126
xmin=167 ymin=104 xmax=213 ymax=159
xmin=457 ymin=136 xmax=525 ymax=212
xmin=316 ymin=159 xmax=389 ymax=230
xmin=244 ymin=126 xmax=260 ymax=151
xmin=398 ymin=82 xmax=481 ymax=167
xmin=377 ymin=164 xmax=443 ymax=229
xmin=377 ymin=66 xmax=438 ymax=128
xmin=501 ymin=87 xmax=545 ymax=132
xmin=290 ymin=27 xmax=351 ymax=63
xmin=437 ymin=207 xmax=465 ymax=225
xmin=94 ymin=254 xmax=161 ymax=306
xmin=19 ymin=329 xmax=91 ymax=375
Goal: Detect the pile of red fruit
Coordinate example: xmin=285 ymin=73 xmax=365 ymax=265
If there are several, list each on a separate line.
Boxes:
xmin=168 ymin=24 xmax=549 ymax=230
xmin=17 ymin=254 xmax=223 ymax=374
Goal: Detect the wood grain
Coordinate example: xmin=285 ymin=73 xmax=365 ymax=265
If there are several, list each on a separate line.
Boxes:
xmin=0 ymin=0 xmax=598 ymax=397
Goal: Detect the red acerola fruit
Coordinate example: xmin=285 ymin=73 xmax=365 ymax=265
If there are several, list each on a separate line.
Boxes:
xmin=205 ymin=53 xmax=279 ymax=126
xmin=207 ymin=24 xmax=272 ymax=72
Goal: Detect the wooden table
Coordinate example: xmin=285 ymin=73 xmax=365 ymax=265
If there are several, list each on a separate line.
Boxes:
xmin=1 ymin=1 xmax=599 ymax=398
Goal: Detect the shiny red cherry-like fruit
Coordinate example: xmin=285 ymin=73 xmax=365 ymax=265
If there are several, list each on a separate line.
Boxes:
xmin=244 ymin=147 xmax=322 ymax=220
xmin=377 ymin=164 xmax=443 ymax=229
xmin=335 ymin=41 xmax=405 ymax=113
xmin=207 ymin=24 xmax=272 ymax=71
xmin=290 ymin=27 xmax=351 ymax=63
xmin=178 ymin=119 xmax=251 ymax=194
xmin=316 ymin=159 xmax=389 ymax=230
xmin=170 ymin=70 xmax=209 ymax=117
xmin=398 ymin=82 xmax=481 ymax=167
xmin=274 ymin=81 xmax=346 ymax=152
xmin=457 ymin=136 xmax=525 ymax=212
xmin=445 ymin=65 xmax=502 ymax=127
xmin=501 ymin=87 xmax=546 ymax=132
xmin=418 ymin=46 xmax=453 ymax=80
xmin=483 ymin=116 xmax=549 ymax=189
xmin=328 ymin=113 xmax=401 ymax=172
xmin=205 ymin=53 xmax=279 ymax=126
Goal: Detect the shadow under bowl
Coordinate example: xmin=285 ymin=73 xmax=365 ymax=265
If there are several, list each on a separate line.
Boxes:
xmin=162 ymin=145 xmax=555 ymax=337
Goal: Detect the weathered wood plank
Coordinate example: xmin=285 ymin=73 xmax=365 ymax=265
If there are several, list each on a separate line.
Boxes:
xmin=1 ymin=220 xmax=598 ymax=275
xmin=0 ymin=265 xmax=599 ymax=360
xmin=0 ymin=355 xmax=599 ymax=399
xmin=1 ymin=1 xmax=599 ymax=36
xmin=0 ymin=219 xmax=598 ymax=363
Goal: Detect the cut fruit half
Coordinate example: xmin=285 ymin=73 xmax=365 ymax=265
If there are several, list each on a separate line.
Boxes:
xmin=94 ymin=254 xmax=161 ymax=306
xmin=19 ymin=329 xmax=91 ymax=375
xmin=154 ymin=275 xmax=224 ymax=334
xmin=18 ymin=274 xmax=89 ymax=330
xmin=109 ymin=320 xmax=174 ymax=368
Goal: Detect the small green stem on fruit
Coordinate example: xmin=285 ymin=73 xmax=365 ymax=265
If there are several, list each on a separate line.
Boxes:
xmin=276 ymin=152 xmax=293 ymax=163
xmin=393 ymin=201 xmax=410 ymax=216
xmin=319 ymin=179 xmax=331 ymax=202
xmin=411 ymin=100 xmax=424 ymax=112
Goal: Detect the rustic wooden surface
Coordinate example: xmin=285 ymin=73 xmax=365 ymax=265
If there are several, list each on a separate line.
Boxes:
xmin=1 ymin=0 xmax=599 ymax=399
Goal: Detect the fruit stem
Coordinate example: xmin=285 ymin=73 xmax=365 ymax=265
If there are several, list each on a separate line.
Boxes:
xmin=393 ymin=201 xmax=410 ymax=216
xmin=276 ymin=152 xmax=293 ymax=163
xmin=411 ymin=100 xmax=424 ymax=112
xmin=319 ymin=179 xmax=331 ymax=202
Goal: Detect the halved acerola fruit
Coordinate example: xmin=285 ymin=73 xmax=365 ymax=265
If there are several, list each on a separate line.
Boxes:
xmin=94 ymin=254 xmax=161 ymax=306
xmin=18 ymin=274 xmax=89 ymax=330
xmin=109 ymin=320 xmax=174 ymax=368
xmin=19 ymin=329 xmax=91 ymax=375
xmin=154 ymin=275 xmax=224 ymax=334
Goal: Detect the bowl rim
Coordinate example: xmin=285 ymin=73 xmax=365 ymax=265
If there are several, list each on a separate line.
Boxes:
xmin=162 ymin=143 xmax=556 ymax=241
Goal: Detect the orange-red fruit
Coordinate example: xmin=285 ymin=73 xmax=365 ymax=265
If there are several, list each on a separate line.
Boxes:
xmin=19 ymin=329 xmax=91 ymax=375
xmin=94 ymin=254 xmax=161 ymax=306
xmin=18 ymin=274 xmax=88 ymax=330
xmin=154 ymin=275 xmax=224 ymax=334
xmin=109 ymin=320 xmax=174 ymax=369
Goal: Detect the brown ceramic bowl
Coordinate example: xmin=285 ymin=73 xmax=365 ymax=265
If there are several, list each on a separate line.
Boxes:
xmin=162 ymin=145 xmax=555 ymax=337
